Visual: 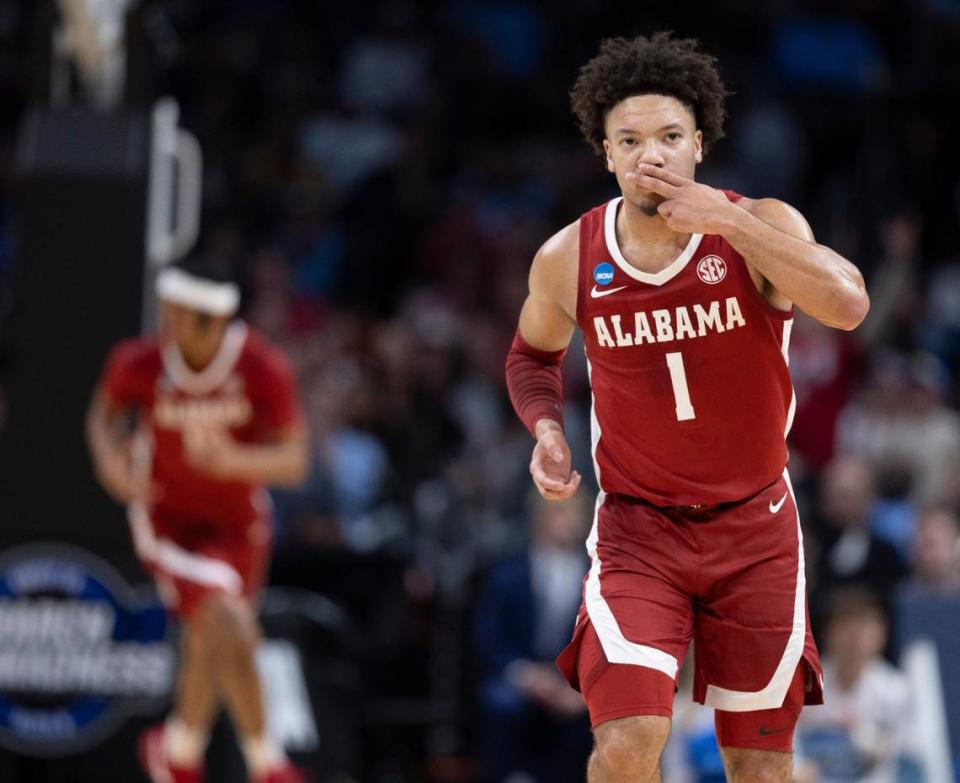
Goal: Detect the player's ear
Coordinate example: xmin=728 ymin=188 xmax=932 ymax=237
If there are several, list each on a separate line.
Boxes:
xmin=602 ymin=139 xmax=615 ymax=172
xmin=694 ymin=130 xmax=703 ymax=164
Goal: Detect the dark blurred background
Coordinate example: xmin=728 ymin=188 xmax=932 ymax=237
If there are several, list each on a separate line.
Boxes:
xmin=1 ymin=1 xmax=960 ymax=782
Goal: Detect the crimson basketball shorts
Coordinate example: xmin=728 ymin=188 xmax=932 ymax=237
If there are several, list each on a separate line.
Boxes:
xmin=127 ymin=502 xmax=271 ymax=618
xmin=556 ymin=472 xmax=823 ymax=752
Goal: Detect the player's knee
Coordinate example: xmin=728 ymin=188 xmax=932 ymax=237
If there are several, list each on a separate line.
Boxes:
xmin=196 ymin=592 xmax=258 ymax=658
xmin=721 ymin=748 xmax=792 ymax=783
xmin=593 ymin=716 xmax=669 ymax=779
xmin=181 ymin=620 xmax=213 ymax=665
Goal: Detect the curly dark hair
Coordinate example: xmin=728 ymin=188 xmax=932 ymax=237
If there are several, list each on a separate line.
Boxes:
xmin=570 ymin=32 xmax=729 ymax=157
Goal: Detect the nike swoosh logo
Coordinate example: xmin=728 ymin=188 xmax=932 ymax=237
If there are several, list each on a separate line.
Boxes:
xmin=591 ymin=285 xmax=628 ymax=299
xmin=758 ymin=725 xmax=791 ymax=736
xmin=769 ymin=492 xmax=788 ymax=514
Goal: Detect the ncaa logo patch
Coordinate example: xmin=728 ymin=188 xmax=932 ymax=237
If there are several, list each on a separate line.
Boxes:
xmin=697 ymin=255 xmax=727 ymax=284
xmin=594 ymin=262 xmax=615 ymax=285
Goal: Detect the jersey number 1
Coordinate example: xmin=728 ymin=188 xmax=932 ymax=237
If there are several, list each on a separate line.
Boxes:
xmin=665 ymin=352 xmax=696 ymax=421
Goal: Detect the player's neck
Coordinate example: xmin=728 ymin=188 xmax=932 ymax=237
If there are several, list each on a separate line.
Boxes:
xmin=617 ymin=198 xmax=691 ymax=258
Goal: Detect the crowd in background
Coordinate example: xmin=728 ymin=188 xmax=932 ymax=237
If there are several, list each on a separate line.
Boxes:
xmin=2 ymin=0 xmax=960 ymax=781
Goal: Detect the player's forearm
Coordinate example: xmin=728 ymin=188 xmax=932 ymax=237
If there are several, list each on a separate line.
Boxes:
xmin=85 ymin=396 xmax=139 ymax=502
xmin=86 ymin=399 xmax=123 ymax=479
xmin=720 ymin=207 xmax=869 ymax=330
xmin=224 ymin=436 xmax=309 ymax=487
xmin=506 ymin=331 xmax=566 ymax=436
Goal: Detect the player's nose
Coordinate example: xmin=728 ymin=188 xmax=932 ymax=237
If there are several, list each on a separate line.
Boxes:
xmin=636 ymin=141 xmax=665 ymax=167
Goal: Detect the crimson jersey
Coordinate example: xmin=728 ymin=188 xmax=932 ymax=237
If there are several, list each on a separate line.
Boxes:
xmin=100 ymin=321 xmax=301 ymax=524
xmin=577 ymin=195 xmax=794 ymax=506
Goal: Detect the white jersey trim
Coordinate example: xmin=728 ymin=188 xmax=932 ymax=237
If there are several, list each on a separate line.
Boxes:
xmin=782 ymin=318 xmax=796 ymax=437
xmin=161 ymin=320 xmax=248 ymax=395
xmin=704 ymin=468 xmax=806 ymax=711
xmin=128 ymin=502 xmax=244 ymax=595
xmin=781 ymin=318 xmax=794 ymax=365
xmin=604 ymin=197 xmax=703 ymax=287
xmin=582 ymin=357 xmax=679 ymax=679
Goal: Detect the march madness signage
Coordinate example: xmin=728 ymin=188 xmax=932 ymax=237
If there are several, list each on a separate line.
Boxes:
xmin=0 ymin=545 xmax=174 ymax=756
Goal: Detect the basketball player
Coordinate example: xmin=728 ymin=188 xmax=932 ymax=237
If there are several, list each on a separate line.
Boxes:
xmin=506 ymin=33 xmax=869 ymax=782
xmin=87 ymin=257 xmax=308 ymax=783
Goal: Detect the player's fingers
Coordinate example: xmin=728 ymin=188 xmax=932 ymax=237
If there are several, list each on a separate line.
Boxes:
xmin=536 ymin=470 xmax=581 ymax=500
xmin=657 ymin=200 xmax=675 ymax=217
xmin=638 ymin=162 xmax=693 ymax=186
xmin=530 ymin=462 xmax=570 ymax=492
xmin=539 ymin=485 xmax=571 ymax=501
xmin=554 ymin=471 xmax=581 ymax=498
xmin=542 ymin=484 xmax=576 ymax=501
xmin=635 ymin=174 xmax=678 ymax=197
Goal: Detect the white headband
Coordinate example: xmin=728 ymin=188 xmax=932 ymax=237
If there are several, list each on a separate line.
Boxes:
xmin=156 ymin=267 xmax=240 ymax=316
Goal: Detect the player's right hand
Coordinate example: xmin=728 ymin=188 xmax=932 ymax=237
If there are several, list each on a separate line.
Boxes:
xmin=96 ymin=451 xmax=153 ymax=506
xmin=530 ymin=422 xmax=581 ymax=500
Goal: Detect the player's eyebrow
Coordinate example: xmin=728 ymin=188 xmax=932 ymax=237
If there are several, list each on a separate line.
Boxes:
xmin=614 ymin=122 xmax=685 ymax=136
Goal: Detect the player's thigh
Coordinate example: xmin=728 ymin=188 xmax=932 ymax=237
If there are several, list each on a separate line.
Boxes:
xmin=145 ymin=513 xmax=271 ymax=621
xmin=694 ymin=476 xmax=822 ymax=712
xmin=190 ymin=530 xmax=268 ymax=635
xmin=718 ymin=746 xmax=792 ymax=783
xmin=562 ymin=618 xmax=685 ymax=728
xmin=559 ymin=495 xmax=697 ymax=725
xmin=714 ymin=661 xmax=806 ymax=754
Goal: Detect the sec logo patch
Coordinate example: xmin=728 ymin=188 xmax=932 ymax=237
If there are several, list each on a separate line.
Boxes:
xmin=697 ymin=255 xmax=727 ymax=284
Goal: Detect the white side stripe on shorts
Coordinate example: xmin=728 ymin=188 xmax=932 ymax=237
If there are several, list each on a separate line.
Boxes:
xmin=128 ymin=503 xmax=244 ymax=594
xmin=585 ymin=491 xmax=680 ymax=678
xmin=703 ymin=468 xmax=806 ymax=712
xmin=582 ymin=357 xmax=680 ymax=679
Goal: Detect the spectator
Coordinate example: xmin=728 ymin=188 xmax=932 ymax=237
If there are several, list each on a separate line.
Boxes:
xmin=788 ymin=311 xmax=863 ymax=474
xmin=837 ymin=351 xmax=960 ymax=506
xmin=810 ymin=456 xmax=908 ymax=623
xmin=473 ymin=491 xmax=592 ymax=783
xmin=796 ymin=589 xmax=915 ymax=783
xmin=895 ymin=507 xmax=960 ymax=779
xmin=906 ymin=507 xmax=960 ymax=593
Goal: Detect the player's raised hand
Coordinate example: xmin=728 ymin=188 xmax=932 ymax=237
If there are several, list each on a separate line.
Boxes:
xmin=530 ymin=420 xmax=581 ymax=500
xmin=633 ymin=163 xmax=735 ymax=235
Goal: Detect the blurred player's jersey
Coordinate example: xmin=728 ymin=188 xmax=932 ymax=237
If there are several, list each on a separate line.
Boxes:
xmin=101 ymin=321 xmax=301 ymax=524
xmin=577 ymin=193 xmax=794 ymax=506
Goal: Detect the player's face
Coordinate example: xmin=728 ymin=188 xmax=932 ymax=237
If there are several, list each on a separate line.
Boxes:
xmin=159 ymin=300 xmax=228 ymax=363
xmin=602 ymin=94 xmax=703 ymax=217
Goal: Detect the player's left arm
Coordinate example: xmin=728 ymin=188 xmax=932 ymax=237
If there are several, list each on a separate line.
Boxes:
xmin=182 ymin=347 xmax=309 ymax=487
xmin=636 ymin=162 xmax=870 ymax=330
xmin=183 ymin=421 xmax=309 ymax=487
xmin=722 ymin=197 xmax=869 ymax=330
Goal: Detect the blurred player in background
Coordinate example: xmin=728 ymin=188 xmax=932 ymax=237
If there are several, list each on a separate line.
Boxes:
xmin=86 ymin=256 xmax=308 ymax=783
xmin=506 ymin=33 xmax=869 ymax=782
